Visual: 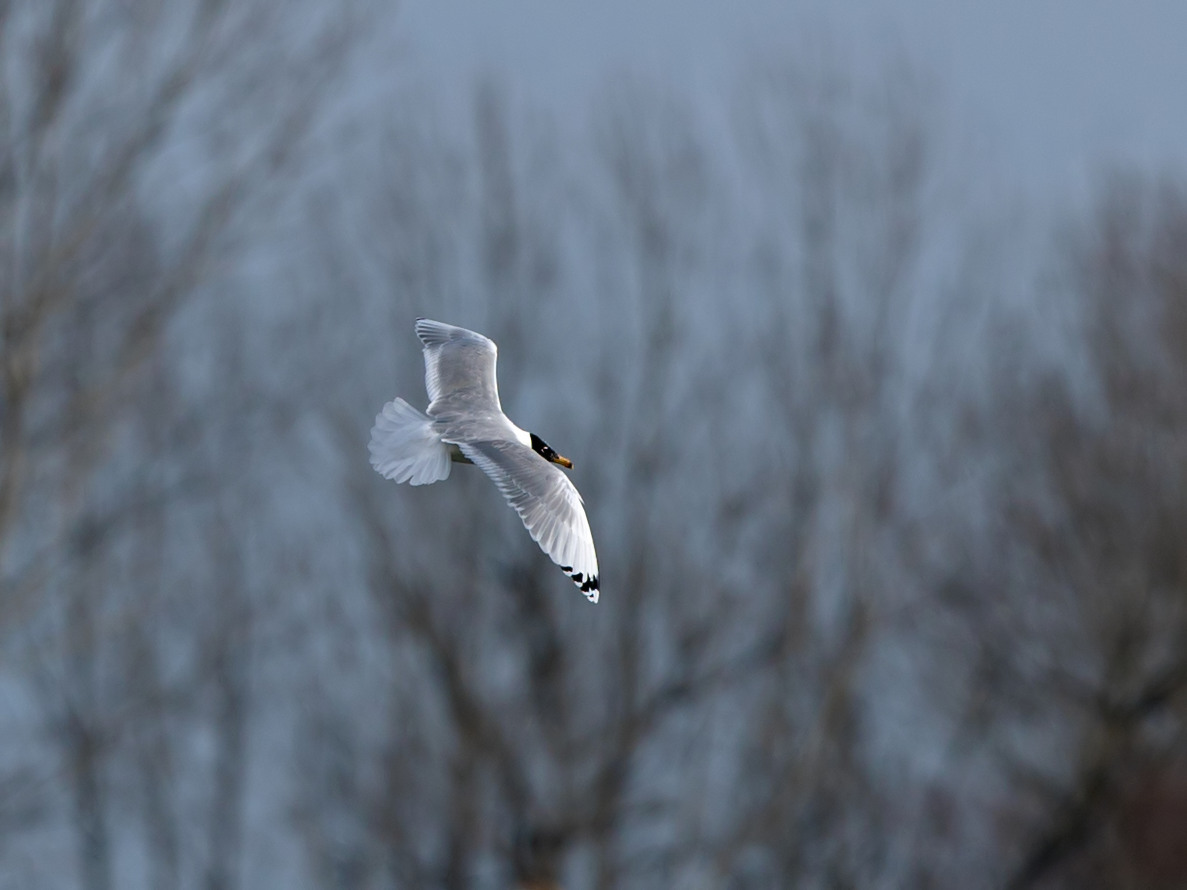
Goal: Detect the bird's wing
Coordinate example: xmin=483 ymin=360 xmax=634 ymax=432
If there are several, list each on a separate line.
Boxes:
xmin=458 ymin=439 xmax=600 ymax=603
xmin=415 ymin=318 xmax=502 ymax=416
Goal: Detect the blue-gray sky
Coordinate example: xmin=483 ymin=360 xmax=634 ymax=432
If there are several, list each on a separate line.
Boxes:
xmin=399 ymin=0 xmax=1187 ymax=199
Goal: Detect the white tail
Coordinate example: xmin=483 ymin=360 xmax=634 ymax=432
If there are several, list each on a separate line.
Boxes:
xmin=368 ymin=398 xmax=452 ymax=486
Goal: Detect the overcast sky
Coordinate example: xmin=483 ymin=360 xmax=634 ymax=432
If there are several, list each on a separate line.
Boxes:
xmin=397 ymin=1 xmax=1187 ymax=201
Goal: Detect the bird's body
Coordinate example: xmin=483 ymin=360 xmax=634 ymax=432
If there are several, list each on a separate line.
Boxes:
xmin=369 ymin=319 xmax=600 ymax=603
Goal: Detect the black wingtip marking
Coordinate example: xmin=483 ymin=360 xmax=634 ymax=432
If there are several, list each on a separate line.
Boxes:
xmin=562 ymin=566 xmax=598 ymax=599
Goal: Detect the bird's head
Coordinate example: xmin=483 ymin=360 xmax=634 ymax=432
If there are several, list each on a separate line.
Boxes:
xmin=530 ymin=433 xmax=573 ymax=469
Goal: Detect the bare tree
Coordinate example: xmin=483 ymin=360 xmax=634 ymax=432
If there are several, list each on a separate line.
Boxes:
xmin=0 ymin=1 xmax=359 ymax=887
xmin=985 ymin=177 xmax=1187 ymax=890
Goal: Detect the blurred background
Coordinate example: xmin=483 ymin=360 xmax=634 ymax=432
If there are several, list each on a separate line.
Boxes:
xmin=3 ymin=1 xmax=1187 ymax=888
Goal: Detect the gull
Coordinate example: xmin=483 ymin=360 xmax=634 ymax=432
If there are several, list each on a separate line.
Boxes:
xmin=369 ymin=318 xmax=600 ymax=603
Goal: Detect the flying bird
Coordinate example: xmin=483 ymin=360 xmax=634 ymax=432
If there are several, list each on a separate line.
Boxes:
xmin=369 ymin=318 xmax=600 ymax=603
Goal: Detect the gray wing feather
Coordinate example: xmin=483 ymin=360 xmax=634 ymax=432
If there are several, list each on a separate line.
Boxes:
xmin=459 ymin=440 xmax=600 ymax=602
xmin=415 ymin=318 xmax=502 ymax=416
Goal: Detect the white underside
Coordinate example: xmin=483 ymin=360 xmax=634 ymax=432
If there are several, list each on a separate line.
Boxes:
xmin=509 ymin=424 xmax=531 ymax=448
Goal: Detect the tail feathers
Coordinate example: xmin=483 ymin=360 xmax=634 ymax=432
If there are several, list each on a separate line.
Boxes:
xmin=368 ymin=398 xmax=451 ymax=486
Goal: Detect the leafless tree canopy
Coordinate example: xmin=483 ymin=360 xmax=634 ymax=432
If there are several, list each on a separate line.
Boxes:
xmin=2 ymin=5 xmax=1186 ymax=889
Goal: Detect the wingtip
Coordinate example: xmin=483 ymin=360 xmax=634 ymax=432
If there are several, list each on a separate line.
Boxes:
xmin=415 ymin=317 xmax=463 ymax=348
xmin=565 ymin=568 xmax=599 ymax=602
xmin=414 ymin=317 xmax=438 ymax=347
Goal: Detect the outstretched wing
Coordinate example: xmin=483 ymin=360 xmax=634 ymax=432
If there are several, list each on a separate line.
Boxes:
xmin=459 ymin=439 xmax=600 ymax=603
xmin=415 ymin=318 xmax=502 ymax=416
